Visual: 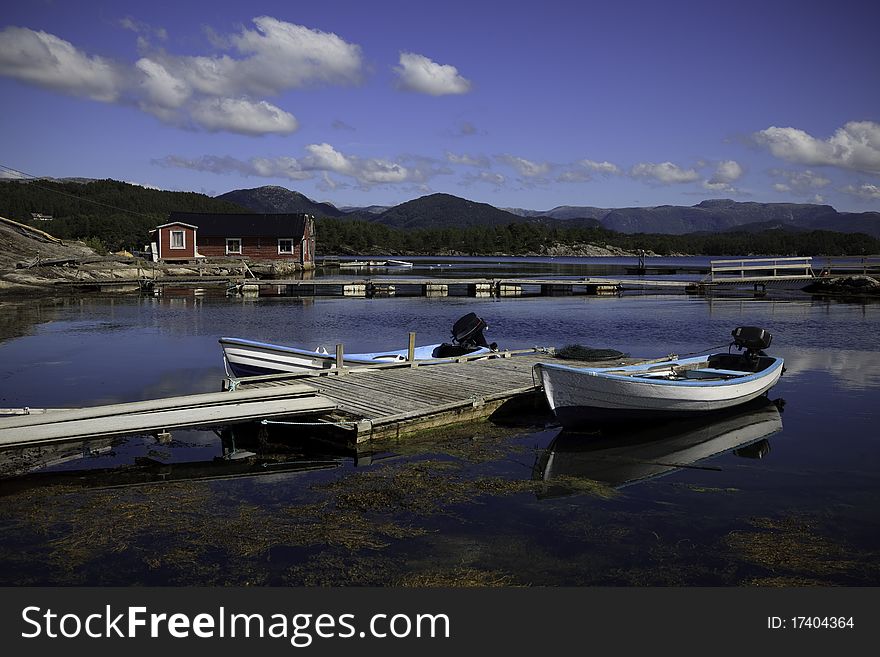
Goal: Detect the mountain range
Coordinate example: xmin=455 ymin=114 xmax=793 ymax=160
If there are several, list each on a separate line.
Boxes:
xmin=220 ymin=186 xmax=880 ymax=238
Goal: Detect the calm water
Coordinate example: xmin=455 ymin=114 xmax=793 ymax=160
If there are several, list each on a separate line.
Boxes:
xmin=0 ymin=268 xmax=879 ymax=585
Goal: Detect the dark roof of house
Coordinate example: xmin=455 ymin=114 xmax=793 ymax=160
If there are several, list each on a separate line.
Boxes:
xmin=167 ymin=212 xmax=310 ymax=237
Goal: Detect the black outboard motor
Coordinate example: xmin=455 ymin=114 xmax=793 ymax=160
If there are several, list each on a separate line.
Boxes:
xmin=451 ymin=312 xmax=490 ymax=349
xmin=432 ymin=313 xmax=497 ymax=358
xmin=731 ymin=326 xmax=772 ymax=359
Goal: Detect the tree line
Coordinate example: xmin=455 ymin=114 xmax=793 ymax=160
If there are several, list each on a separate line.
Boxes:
xmin=316 ymin=217 xmax=880 ymax=257
xmin=2 ymin=179 xmax=877 ymax=256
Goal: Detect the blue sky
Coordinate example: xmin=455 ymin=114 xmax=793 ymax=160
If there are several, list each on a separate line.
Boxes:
xmin=1 ymin=0 xmax=879 ymax=212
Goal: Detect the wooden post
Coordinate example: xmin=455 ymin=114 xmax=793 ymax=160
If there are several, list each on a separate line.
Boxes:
xmin=335 ymin=343 xmax=344 ymax=373
xmin=407 ymin=332 xmax=416 ymax=364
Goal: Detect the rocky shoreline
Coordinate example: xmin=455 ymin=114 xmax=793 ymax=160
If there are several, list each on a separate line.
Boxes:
xmin=802 ymin=275 xmax=880 ymax=296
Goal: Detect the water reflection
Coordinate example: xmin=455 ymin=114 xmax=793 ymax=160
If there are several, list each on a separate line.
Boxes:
xmin=532 ymin=397 xmax=784 ymax=494
xmin=0 ymin=424 xmax=362 ymax=493
xmin=778 ymin=348 xmax=880 ymax=390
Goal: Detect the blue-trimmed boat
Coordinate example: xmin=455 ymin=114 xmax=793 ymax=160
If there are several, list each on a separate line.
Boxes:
xmin=221 ymin=312 xmax=497 ymax=377
xmin=535 ymin=327 xmax=784 ymax=428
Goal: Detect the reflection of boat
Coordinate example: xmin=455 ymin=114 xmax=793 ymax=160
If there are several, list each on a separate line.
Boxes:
xmin=535 ymin=327 xmax=784 ymax=427
xmin=533 ymin=397 xmax=784 ymax=491
xmin=221 ymin=312 xmax=498 ymax=377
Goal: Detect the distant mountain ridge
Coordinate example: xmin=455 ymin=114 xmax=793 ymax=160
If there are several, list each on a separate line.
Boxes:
xmin=216 ymin=185 xmax=345 ymax=218
xmin=220 ymin=186 xmax=880 ymax=237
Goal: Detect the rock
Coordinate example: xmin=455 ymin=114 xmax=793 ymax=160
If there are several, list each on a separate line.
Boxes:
xmin=803 ymin=275 xmax=880 ymax=295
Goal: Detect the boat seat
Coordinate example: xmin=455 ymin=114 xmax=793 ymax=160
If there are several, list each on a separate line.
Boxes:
xmin=684 ymin=367 xmax=747 ymax=378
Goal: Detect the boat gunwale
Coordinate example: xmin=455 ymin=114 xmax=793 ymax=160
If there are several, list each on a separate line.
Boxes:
xmin=535 ymin=354 xmax=784 ymax=388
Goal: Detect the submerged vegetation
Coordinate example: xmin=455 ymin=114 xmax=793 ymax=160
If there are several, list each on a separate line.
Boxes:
xmin=1 ymin=423 xmax=876 ymax=586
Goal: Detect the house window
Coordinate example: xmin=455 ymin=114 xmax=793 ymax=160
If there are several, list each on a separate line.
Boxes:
xmin=226 ymin=238 xmax=242 ymax=255
xmin=278 ymin=238 xmax=294 ymax=254
xmin=170 ymin=230 xmax=185 ymax=249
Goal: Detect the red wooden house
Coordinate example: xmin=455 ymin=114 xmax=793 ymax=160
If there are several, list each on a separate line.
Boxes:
xmin=151 ymin=212 xmax=315 ymax=267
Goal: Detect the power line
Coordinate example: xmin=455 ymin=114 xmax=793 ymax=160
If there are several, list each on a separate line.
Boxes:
xmin=0 ymin=164 xmax=156 ymax=219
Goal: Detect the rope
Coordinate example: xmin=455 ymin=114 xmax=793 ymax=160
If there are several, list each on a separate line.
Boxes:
xmin=260 ymin=419 xmax=361 ymax=427
xmin=675 ymin=343 xmax=729 ymax=359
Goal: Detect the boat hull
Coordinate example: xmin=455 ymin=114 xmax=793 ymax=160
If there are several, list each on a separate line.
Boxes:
xmin=220 ymin=337 xmax=490 ymax=378
xmin=535 ymin=354 xmax=784 ymax=428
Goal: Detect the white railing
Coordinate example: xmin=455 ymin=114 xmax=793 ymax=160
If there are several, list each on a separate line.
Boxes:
xmin=708 ymin=257 xmax=814 ymax=282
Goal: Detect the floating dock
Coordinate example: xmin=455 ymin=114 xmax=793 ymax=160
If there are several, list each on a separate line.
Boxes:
xmin=225 ymin=349 xmax=639 ymax=443
xmin=0 ymin=385 xmax=336 ymax=449
xmin=0 ymin=347 xmax=649 ymax=452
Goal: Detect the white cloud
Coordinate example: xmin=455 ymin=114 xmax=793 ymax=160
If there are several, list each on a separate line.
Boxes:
xmin=156 ymin=144 xmax=445 ymax=188
xmin=770 ymin=168 xmax=831 ymax=196
xmin=631 ymin=161 xmax=700 ymax=184
xmin=135 ymin=58 xmax=190 ymax=109
xmin=701 ymin=160 xmax=744 ymax=193
xmin=302 ymin=143 xmax=355 ymax=176
xmin=497 ymin=154 xmax=551 ymax=178
xmin=754 ymin=121 xmax=880 ymax=174
xmin=0 ymin=26 xmax=123 ymax=102
xmin=190 ymin=98 xmax=298 ymax=135
xmin=709 ymin=160 xmax=743 ymax=184
xmin=841 ymin=183 xmax=880 ymax=201
xmin=446 ymin=152 xmax=491 ymax=168
xmin=0 ymin=18 xmax=365 ymax=136
xmin=558 ymin=159 xmax=621 ymax=183
xmin=394 ymin=52 xmax=472 ymax=96
xmin=580 ymin=159 xmax=621 ymax=175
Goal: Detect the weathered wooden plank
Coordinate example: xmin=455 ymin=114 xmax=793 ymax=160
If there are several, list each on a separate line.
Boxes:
xmin=0 ymin=396 xmax=337 ymax=448
xmin=0 ymin=385 xmax=318 ymax=430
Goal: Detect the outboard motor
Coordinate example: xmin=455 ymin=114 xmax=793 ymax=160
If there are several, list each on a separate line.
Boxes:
xmin=451 ymin=312 xmax=491 ymax=349
xmin=731 ymin=326 xmax=772 ymax=359
xmin=431 ymin=313 xmax=497 ymax=358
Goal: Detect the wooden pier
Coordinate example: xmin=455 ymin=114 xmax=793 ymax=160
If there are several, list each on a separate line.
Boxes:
xmin=225 ymin=348 xmax=635 ymax=443
xmin=0 ymin=386 xmax=336 ymax=449
xmin=0 ymin=346 xmax=633 ymax=451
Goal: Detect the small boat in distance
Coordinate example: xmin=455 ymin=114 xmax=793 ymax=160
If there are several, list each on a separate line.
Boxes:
xmin=534 ymin=327 xmax=784 ymax=428
xmin=221 ymin=312 xmax=498 ymax=378
xmin=337 ymin=259 xmax=413 ymax=268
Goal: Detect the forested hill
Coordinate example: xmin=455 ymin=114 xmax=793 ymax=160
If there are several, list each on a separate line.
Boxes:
xmin=220 ymin=186 xmax=880 ymax=237
xmin=1 ymin=179 xmax=878 ymax=257
xmin=0 ymin=179 xmax=249 ymax=252
xmin=216 ymin=185 xmax=345 ymax=217
xmin=371 ymin=193 xmax=537 ymax=228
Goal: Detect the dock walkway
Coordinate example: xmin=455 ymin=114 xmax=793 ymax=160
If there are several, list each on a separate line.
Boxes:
xmin=0 ymin=385 xmax=336 ymax=448
xmin=227 ymin=349 xmax=638 ymax=443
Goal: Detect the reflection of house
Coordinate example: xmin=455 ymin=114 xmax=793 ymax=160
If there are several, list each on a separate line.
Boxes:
xmin=150 ymin=212 xmax=315 ymax=267
xmin=30 ymin=213 xmax=53 ymax=221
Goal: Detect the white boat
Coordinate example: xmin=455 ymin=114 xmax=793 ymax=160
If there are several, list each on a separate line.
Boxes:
xmin=534 ymin=327 xmax=784 ymax=427
xmin=337 ymin=259 xmax=412 ymax=269
xmin=533 ymin=397 xmax=783 ymax=491
xmin=221 ymin=312 xmax=497 ymax=377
